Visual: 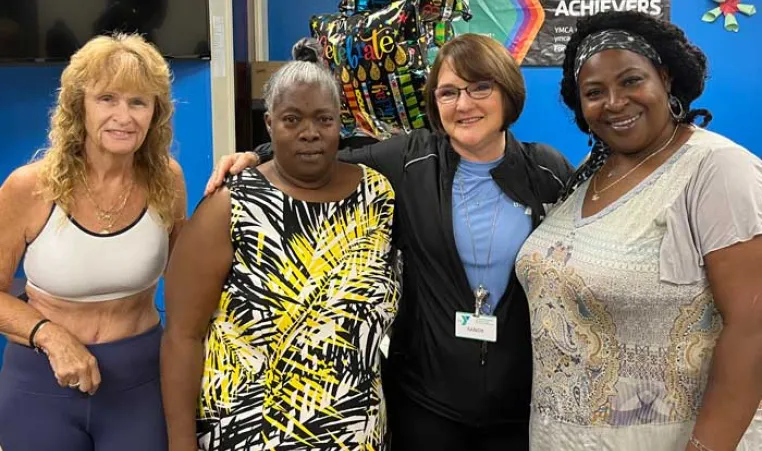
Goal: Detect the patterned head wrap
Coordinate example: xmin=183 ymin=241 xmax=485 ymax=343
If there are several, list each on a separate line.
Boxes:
xmin=573 ymin=29 xmax=662 ymax=81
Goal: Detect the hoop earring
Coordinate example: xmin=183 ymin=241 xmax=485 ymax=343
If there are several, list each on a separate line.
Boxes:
xmin=668 ymin=94 xmax=686 ymax=121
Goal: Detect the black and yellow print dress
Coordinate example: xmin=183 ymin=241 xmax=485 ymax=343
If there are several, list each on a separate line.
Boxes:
xmin=197 ymin=165 xmax=400 ymax=451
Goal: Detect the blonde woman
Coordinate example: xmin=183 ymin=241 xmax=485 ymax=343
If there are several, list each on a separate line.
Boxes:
xmin=0 ymin=34 xmax=185 ymax=451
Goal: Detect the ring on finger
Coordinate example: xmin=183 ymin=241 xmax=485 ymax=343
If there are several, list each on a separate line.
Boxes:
xmin=68 ymin=381 xmax=80 ymax=388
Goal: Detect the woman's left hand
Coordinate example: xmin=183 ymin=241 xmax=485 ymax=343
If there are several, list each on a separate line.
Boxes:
xmin=204 ymin=152 xmax=259 ymax=196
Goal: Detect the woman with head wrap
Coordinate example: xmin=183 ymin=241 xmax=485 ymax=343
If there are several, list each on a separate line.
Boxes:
xmin=516 ymin=10 xmax=762 ymax=451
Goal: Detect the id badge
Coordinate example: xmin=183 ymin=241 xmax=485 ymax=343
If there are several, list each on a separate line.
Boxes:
xmin=455 ymin=312 xmax=497 ymax=342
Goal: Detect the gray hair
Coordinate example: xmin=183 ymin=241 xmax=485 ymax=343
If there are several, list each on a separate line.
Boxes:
xmin=263 ymin=61 xmax=340 ymax=113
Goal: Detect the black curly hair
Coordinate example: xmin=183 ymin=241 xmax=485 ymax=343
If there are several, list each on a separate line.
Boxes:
xmin=559 ymin=10 xmax=713 ymax=200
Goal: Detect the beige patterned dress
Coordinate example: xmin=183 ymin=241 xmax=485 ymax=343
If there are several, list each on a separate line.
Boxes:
xmin=516 ymin=128 xmax=762 ymax=450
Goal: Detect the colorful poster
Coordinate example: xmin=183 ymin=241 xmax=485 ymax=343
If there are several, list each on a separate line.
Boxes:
xmin=452 ymin=0 xmax=671 ymax=66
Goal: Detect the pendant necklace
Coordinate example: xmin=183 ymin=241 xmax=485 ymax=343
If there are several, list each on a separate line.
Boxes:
xmin=592 ymin=125 xmax=680 ymax=202
xmin=458 ymin=176 xmax=503 ymax=316
xmin=84 ymin=177 xmax=135 ymax=233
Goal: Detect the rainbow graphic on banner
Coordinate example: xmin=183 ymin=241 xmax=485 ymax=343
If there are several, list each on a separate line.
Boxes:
xmin=504 ymin=0 xmax=545 ymax=63
xmin=452 ymin=0 xmax=545 ymax=64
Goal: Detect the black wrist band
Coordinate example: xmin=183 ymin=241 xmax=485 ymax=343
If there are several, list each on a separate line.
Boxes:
xmin=29 ymin=319 xmax=51 ymax=349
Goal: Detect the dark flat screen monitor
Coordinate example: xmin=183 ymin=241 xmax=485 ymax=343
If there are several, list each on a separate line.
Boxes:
xmin=0 ymin=0 xmax=210 ymax=63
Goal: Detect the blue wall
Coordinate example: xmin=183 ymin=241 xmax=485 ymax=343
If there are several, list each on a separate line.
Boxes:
xmin=268 ymin=1 xmax=761 ymax=164
xmin=0 ymin=60 xmax=214 ymax=359
xmin=268 ymin=0 xmax=329 ymax=61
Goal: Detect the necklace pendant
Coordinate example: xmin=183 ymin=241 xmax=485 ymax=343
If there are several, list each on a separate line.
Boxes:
xmin=474 ymin=285 xmax=490 ymax=314
xmin=475 ymin=285 xmax=489 ymax=302
xmin=591 ymin=193 xmax=600 ymax=201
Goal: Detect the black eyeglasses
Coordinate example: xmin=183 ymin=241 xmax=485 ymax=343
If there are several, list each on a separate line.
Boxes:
xmin=434 ymin=80 xmax=494 ymax=104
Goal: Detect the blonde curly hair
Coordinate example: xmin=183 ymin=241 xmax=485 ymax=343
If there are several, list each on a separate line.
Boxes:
xmin=37 ymin=33 xmax=176 ymax=227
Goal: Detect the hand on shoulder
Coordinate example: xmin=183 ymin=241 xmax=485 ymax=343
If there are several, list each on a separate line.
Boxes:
xmin=204 ymin=152 xmax=260 ymax=197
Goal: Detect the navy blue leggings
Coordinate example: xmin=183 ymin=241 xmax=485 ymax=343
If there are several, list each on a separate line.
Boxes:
xmin=0 ymin=324 xmax=167 ymax=451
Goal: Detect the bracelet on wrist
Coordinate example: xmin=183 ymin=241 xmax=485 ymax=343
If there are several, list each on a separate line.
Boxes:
xmin=689 ymin=435 xmax=715 ymax=451
xmin=29 ymin=318 xmax=51 ymax=352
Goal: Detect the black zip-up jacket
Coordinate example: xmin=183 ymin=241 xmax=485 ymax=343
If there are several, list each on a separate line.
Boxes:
xmin=256 ymin=129 xmax=575 ymax=426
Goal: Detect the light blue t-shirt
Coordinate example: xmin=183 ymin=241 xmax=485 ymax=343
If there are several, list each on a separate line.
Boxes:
xmin=452 ymin=156 xmax=533 ymax=315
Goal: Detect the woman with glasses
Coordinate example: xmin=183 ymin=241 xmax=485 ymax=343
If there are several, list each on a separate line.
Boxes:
xmin=210 ymin=33 xmax=574 ymax=450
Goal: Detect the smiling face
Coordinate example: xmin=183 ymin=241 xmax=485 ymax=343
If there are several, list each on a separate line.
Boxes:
xmin=83 ymin=84 xmax=155 ymax=157
xmin=436 ymin=59 xmax=507 ymax=158
xmin=265 ymin=82 xmax=340 ymax=183
xmin=577 ymin=49 xmax=673 ymax=155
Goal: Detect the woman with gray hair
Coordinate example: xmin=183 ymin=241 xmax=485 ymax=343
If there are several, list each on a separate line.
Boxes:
xmin=160 ymin=60 xmax=400 ymax=451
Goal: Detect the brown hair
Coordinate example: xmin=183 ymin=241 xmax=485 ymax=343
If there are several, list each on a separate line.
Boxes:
xmin=425 ymin=33 xmax=526 ymax=133
xmin=37 ymin=33 xmax=176 ymax=227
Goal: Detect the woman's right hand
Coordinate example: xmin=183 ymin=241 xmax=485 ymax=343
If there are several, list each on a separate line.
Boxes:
xmin=204 ymin=151 xmax=260 ymax=196
xmin=35 ymin=322 xmax=102 ymax=395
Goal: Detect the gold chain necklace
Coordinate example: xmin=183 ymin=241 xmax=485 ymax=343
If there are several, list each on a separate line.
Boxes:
xmin=84 ymin=178 xmax=135 ymax=233
xmin=592 ymin=125 xmax=680 ymax=201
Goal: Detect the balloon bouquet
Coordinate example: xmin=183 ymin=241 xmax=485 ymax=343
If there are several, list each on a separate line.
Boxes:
xmin=310 ymin=0 xmax=470 ymax=140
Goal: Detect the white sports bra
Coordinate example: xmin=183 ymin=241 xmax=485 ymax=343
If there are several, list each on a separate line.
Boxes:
xmin=23 ymin=204 xmax=169 ymax=302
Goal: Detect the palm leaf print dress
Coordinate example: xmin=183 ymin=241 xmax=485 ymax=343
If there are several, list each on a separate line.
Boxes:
xmin=197 ymin=165 xmax=400 ymax=451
